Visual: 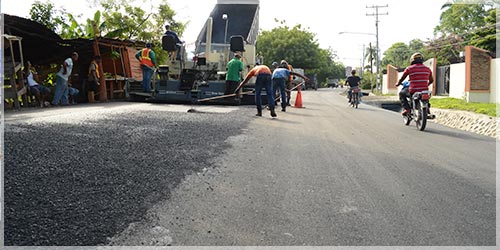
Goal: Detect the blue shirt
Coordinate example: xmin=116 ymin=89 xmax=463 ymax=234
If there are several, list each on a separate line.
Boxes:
xmin=165 ymin=30 xmax=181 ymax=44
xmin=272 ymin=68 xmax=290 ymax=79
xmin=402 ymin=80 xmax=410 ymax=88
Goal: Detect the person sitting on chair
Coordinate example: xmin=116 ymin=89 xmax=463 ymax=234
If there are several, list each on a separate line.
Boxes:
xmin=24 ymin=61 xmax=51 ymax=107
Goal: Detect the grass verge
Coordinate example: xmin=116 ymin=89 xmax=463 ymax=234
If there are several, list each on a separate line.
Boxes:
xmin=431 ymin=98 xmax=497 ymax=117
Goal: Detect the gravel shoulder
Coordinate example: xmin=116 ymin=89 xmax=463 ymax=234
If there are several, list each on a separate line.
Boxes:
xmin=3 ymin=103 xmax=253 ymax=245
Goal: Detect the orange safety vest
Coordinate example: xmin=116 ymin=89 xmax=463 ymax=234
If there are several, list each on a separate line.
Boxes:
xmin=140 ymin=48 xmax=154 ymax=67
xmin=88 ymin=60 xmax=100 ymax=79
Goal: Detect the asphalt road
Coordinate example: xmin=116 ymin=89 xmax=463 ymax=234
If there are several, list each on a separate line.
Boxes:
xmin=3 ymin=89 xmax=497 ymax=247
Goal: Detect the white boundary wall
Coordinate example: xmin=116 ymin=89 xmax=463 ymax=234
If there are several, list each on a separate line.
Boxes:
xmin=449 ymin=62 xmax=466 ymax=99
xmin=490 ymin=58 xmax=499 ymax=103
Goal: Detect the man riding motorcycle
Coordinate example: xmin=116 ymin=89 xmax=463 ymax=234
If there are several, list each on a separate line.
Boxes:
xmin=395 ymin=52 xmax=434 ymax=115
xmin=345 ymin=69 xmax=362 ymax=103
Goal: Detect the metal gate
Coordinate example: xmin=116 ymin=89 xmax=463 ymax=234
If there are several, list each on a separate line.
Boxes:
xmin=436 ymin=65 xmax=450 ymax=96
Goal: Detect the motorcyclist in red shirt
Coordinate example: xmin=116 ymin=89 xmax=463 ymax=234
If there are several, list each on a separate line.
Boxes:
xmin=395 ymin=52 xmax=434 ymax=115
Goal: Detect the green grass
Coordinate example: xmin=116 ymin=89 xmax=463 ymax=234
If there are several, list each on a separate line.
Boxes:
xmin=431 ymin=98 xmax=498 ymax=117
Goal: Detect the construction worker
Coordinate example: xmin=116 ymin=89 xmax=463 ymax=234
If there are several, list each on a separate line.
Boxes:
xmin=234 ymin=64 xmax=277 ymax=117
xmin=225 ymin=51 xmax=244 ymax=96
xmin=135 ymin=43 xmax=157 ymax=92
xmin=282 ymin=60 xmax=294 ymax=106
xmin=164 ymin=24 xmax=183 ymax=61
xmin=87 ymin=55 xmax=101 ymax=102
xmin=272 ymin=61 xmax=309 ymax=112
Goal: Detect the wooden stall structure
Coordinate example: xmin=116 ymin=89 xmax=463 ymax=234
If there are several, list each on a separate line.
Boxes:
xmin=3 ymin=34 xmax=27 ymax=110
xmin=85 ymin=38 xmax=143 ymax=102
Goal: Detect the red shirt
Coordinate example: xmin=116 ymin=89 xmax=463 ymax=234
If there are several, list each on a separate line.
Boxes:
xmin=403 ymin=64 xmax=432 ymax=93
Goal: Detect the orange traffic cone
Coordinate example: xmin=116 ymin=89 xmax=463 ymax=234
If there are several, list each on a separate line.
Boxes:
xmin=294 ymin=85 xmax=303 ymax=108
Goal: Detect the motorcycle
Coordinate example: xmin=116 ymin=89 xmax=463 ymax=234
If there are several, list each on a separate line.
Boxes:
xmin=403 ymin=90 xmax=435 ymax=131
xmin=350 ymin=88 xmax=361 ymax=108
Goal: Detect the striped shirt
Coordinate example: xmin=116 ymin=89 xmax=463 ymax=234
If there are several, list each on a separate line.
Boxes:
xmin=404 ymin=64 xmax=432 ymax=93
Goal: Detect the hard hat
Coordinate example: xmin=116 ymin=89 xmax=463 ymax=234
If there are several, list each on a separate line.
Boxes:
xmin=410 ymin=52 xmax=424 ymax=64
xmin=280 ymin=60 xmax=288 ymax=68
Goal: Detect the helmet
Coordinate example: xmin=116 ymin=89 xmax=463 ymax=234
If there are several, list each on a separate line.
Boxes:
xmin=280 ymin=60 xmax=288 ymax=68
xmin=410 ymin=52 xmax=424 ymax=65
xmin=272 ymin=61 xmax=279 ymax=67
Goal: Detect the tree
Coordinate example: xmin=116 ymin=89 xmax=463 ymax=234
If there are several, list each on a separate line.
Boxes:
xmin=434 ymin=2 xmax=489 ymax=40
xmin=257 ymin=24 xmax=321 ymax=69
xmin=257 ymin=22 xmax=344 ymax=84
xmin=424 ymin=34 xmax=465 ymax=65
xmin=428 ymin=1 xmax=496 ymax=64
xmin=363 ymin=43 xmax=376 ymax=73
xmin=29 ymin=1 xmax=67 ymax=33
xmin=381 ymin=42 xmax=410 ymax=69
xmin=99 ymin=0 xmax=186 ymax=63
xmin=408 ymin=39 xmax=425 ymax=53
xmin=469 ymin=8 xmax=497 ymax=54
xmin=381 ymin=39 xmax=427 ymax=70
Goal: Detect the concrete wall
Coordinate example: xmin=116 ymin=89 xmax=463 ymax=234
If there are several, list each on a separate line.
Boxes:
xmin=383 ymin=65 xmax=399 ymax=95
xmin=490 ymin=58 xmax=499 ymax=103
xmin=381 ymin=47 xmax=497 ymax=104
xmin=449 ymin=62 xmax=466 ymax=99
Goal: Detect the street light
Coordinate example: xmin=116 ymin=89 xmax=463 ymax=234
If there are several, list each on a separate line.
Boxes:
xmin=338 ymin=31 xmax=379 ymax=90
xmin=222 ymin=14 xmax=228 ymax=44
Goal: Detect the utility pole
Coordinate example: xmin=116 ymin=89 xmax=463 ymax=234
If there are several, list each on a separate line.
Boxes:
xmin=366 ymin=4 xmax=388 ymax=92
xmin=369 ymin=42 xmax=373 ymax=74
xmin=361 ymin=44 xmax=365 ymax=78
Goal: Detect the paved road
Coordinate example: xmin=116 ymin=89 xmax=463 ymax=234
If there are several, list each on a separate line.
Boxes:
xmin=3 ymin=89 xmax=497 ymax=247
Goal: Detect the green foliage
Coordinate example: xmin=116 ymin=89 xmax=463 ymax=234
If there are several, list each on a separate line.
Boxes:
xmin=28 ymin=0 xmax=187 ymax=64
xmin=425 ymin=2 xmax=496 ymax=65
xmin=424 ymin=33 xmax=465 ymax=65
xmin=257 ymin=24 xmax=320 ymax=69
xmin=469 ymin=9 xmax=497 ymax=53
xmin=29 ymin=0 xmax=69 ymax=34
xmin=434 ymin=2 xmax=489 ymax=40
xmin=257 ymin=22 xmax=344 ymax=83
xmin=381 ymin=42 xmax=410 ymax=69
xmin=363 ymin=43 xmax=376 ymax=73
xmin=99 ymin=0 xmax=186 ymax=64
xmin=431 ymin=98 xmax=497 ymax=117
xmin=360 ymin=71 xmax=376 ymax=90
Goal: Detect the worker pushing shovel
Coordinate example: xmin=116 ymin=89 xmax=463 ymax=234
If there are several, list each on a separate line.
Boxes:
xmin=272 ymin=61 xmax=309 ymax=112
xmin=234 ymin=64 xmax=277 ymax=117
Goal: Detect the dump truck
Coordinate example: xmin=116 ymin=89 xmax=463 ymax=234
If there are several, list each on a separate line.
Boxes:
xmin=125 ymin=0 xmax=263 ymax=105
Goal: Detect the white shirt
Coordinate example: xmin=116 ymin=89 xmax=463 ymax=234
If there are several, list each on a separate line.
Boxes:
xmin=56 ymin=58 xmax=74 ymax=81
xmin=26 ymin=71 xmax=39 ymax=87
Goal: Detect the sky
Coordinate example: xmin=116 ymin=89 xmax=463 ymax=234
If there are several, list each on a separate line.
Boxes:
xmin=1 ymin=0 xmax=450 ymax=67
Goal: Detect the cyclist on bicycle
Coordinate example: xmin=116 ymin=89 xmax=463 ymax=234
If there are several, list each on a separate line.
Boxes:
xmin=395 ymin=52 xmax=434 ymax=115
xmin=345 ymin=70 xmax=362 ymax=103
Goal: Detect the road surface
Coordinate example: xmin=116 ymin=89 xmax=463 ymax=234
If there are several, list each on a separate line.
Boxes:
xmin=3 ymin=88 xmax=497 ymax=247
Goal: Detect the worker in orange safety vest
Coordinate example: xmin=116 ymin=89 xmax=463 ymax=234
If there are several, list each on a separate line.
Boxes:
xmin=135 ymin=42 xmax=157 ymax=92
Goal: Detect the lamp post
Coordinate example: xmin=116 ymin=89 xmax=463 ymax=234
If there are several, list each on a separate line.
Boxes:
xmin=222 ymin=14 xmax=228 ymax=44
